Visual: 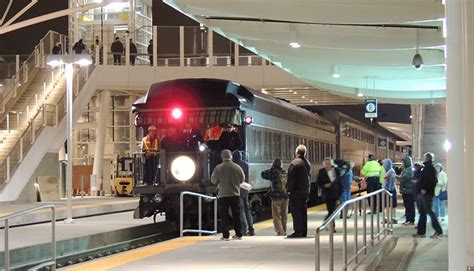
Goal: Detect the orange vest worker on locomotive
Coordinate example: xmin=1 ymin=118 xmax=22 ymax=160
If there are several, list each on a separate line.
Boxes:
xmin=142 ymin=125 xmax=160 ymax=185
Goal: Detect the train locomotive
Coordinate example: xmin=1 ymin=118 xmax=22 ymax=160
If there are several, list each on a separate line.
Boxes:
xmin=131 ymin=78 xmax=407 ymax=224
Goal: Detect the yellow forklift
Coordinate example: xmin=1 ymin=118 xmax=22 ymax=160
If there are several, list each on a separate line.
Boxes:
xmin=113 ymin=156 xmax=135 ymax=196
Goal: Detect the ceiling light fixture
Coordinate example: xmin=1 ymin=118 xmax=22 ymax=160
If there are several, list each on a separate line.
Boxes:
xmin=412 ymin=30 xmax=424 ymax=70
xmin=332 ymin=65 xmax=341 ymax=78
xmin=289 ymin=25 xmax=301 ymax=48
xmin=356 ymin=88 xmax=364 ymax=97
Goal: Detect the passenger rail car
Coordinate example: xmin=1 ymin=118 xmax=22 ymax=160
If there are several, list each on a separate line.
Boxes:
xmin=131 ymin=79 xmax=337 ymax=222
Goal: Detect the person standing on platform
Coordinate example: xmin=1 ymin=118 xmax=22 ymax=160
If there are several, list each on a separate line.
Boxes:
xmin=433 ymin=163 xmax=448 ymax=221
xmin=218 ymin=124 xmax=242 ymax=152
xmin=261 ymin=158 xmax=288 ymax=236
xmin=211 ymin=149 xmax=245 ymax=241
xmin=129 ymin=38 xmax=137 ymax=66
xmin=287 ymin=145 xmax=311 ymax=238
xmin=361 ymin=154 xmax=382 ymax=213
xmin=232 ymin=150 xmax=255 ymax=236
xmin=382 ymin=158 xmax=398 ymax=224
xmin=398 ymin=156 xmax=415 ymax=225
xmin=111 ymin=37 xmax=123 ymax=65
xmin=52 ymin=43 xmax=62 ymax=55
xmin=413 ymin=152 xmax=443 ymax=239
xmin=317 ymin=158 xmax=342 ymax=228
xmin=337 ymin=160 xmax=353 ymax=218
xmin=141 ymin=125 xmax=160 ymax=185
xmin=148 ymin=39 xmax=154 ymax=66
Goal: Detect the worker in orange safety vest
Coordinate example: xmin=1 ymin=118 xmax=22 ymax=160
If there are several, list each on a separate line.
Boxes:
xmin=142 ymin=125 xmax=160 ymax=185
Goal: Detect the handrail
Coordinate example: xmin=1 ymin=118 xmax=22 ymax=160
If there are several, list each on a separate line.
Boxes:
xmin=315 ymin=188 xmax=394 ymax=271
xmin=180 ymin=191 xmax=218 ymax=237
xmin=1 ymin=204 xmax=56 ymax=270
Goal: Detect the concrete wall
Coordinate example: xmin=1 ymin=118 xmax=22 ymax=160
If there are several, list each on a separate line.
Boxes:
xmin=17 ymin=153 xmax=60 ymax=203
xmin=421 ymin=103 xmax=447 ymax=168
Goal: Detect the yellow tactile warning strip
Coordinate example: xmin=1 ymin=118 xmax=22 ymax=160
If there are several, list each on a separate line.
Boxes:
xmin=64 ymin=236 xmax=211 ymax=271
xmin=65 ymin=203 xmax=329 ymax=270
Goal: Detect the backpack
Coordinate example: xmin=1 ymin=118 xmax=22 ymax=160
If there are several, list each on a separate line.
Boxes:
xmin=278 ymin=171 xmax=288 ymax=193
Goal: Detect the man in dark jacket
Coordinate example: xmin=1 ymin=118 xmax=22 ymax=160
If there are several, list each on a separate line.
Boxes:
xmin=413 ymin=152 xmax=443 ymax=238
xmin=147 ymin=39 xmax=154 ymax=66
xmin=287 ymin=145 xmax=311 ymax=238
xmin=72 ymin=39 xmax=85 ymax=54
xmin=397 ymin=156 xmax=415 ymax=225
xmin=232 ymin=150 xmax=254 ymax=236
xmin=111 ymin=37 xmax=123 ymax=65
xmin=316 ymin=158 xmax=342 ymax=224
xmin=218 ymin=124 xmax=242 ymax=152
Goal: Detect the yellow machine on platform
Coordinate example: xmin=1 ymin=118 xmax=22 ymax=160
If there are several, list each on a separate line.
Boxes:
xmin=114 ymin=157 xmax=135 ymax=196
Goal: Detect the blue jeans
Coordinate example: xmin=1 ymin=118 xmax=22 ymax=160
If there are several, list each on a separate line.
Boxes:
xmin=240 ymin=195 xmax=254 ymax=233
xmin=433 ymin=196 xmax=446 ymax=219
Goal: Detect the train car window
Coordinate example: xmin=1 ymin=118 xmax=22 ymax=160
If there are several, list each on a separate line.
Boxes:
xmin=320 ymin=142 xmax=325 ymax=161
xmin=276 ymin=134 xmax=281 ymax=159
xmin=325 ymin=142 xmax=331 ymax=157
xmin=264 ymin=131 xmax=270 ymax=161
xmin=314 ymin=140 xmax=318 ymax=162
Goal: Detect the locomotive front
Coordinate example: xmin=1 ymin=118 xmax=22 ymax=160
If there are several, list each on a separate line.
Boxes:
xmin=131 ymin=79 xmax=249 ymax=222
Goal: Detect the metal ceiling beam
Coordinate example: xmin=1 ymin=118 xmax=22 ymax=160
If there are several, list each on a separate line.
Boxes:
xmin=1 ymin=0 xmax=38 ymax=28
xmin=0 ymin=0 xmax=14 ymax=26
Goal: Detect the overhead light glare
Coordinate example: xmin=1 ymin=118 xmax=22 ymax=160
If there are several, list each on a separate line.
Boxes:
xmin=332 ymin=65 xmax=340 ymax=78
xmin=289 ymin=42 xmax=301 ymax=48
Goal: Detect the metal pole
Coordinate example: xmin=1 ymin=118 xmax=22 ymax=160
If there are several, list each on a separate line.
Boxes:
xmin=6 ymin=113 xmax=10 ymax=133
xmin=329 ymin=222 xmax=334 ymax=271
xmin=363 ymin=198 xmax=367 ymax=254
xmin=152 ymin=26 xmax=158 ymax=67
xmin=343 ymin=206 xmax=347 ymax=270
xmin=179 ymin=26 xmax=184 ymax=67
xmin=315 ymin=230 xmax=320 ymax=271
xmin=389 ymin=193 xmax=393 ymax=233
xmin=354 ymin=201 xmax=358 ymax=264
xmin=370 ymin=196 xmax=374 ymax=246
xmin=80 ymin=175 xmax=84 ymax=198
xmin=65 ymin=63 xmax=74 ymax=224
xmin=4 ymin=219 xmax=9 ymax=270
xmin=198 ymin=197 xmax=202 ymax=236
xmin=180 ymin=192 xmax=184 ymax=237
xmin=376 ymin=193 xmax=380 ymax=241
xmin=382 ymin=192 xmax=386 ymax=236
xmin=214 ymin=198 xmax=217 ymax=235
xmin=51 ymin=207 xmax=56 ymax=270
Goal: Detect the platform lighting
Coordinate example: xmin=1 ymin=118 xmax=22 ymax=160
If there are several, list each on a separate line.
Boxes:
xmin=357 ymin=89 xmax=364 ymax=97
xmin=332 ymin=65 xmax=341 ymax=78
xmin=47 ymin=53 xmax=92 ymax=224
xmin=289 ymin=42 xmax=301 ymax=48
xmin=444 ymin=139 xmax=451 ymax=152
xmin=244 ymin=116 xmax=253 ymax=125
xmin=171 ymin=108 xmax=183 ymax=119
xmin=171 ymin=156 xmax=196 ymax=181
xmin=289 ymin=25 xmax=300 ymax=48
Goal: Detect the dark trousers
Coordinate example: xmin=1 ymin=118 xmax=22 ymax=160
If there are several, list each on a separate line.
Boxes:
xmin=289 ymin=194 xmax=308 ymax=236
xmin=149 ymin=55 xmax=153 ymax=66
xmin=130 ymin=56 xmax=136 ymax=65
xmin=113 ymin=54 xmax=121 ymax=65
xmin=218 ymin=196 xmax=242 ymax=238
xmin=144 ymin=156 xmax=157 ymax=185
xmin=417 ymin=194 xmax=443 ymax=235
xmin=325 ymin=198 xmax=337 ymax=220
xmin=366 ymin=177 xmax=382 ymax=213
xmin=402 ymin=193 xmax=415 ymax=223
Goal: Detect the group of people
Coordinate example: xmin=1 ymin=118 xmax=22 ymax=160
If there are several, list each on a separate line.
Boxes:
xmin=212 ymin=145 xmax=448 ymax=241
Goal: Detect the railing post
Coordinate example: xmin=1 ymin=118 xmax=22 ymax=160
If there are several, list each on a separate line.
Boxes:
xmin=354 ymin=201 xmax=359 ymax=264
xmin=198 ymin=197 xmax=202 ymax=236
xmin=81 ymin=175 xmax=84 ymax=198
xmin=214 ymin=197 xmax=217 ymax=235
xmin=19 ymin=137 xmax=23 ymax=162
xmin=247 ymin=56 xmax=252 ymax=66
xmin=376 ymin=193 xmax=380 ymax=241
xmin=52 ymin=206 xmax=56 ymax=270
xmin=180 ymin=192 xmax=184 ymax=237
xmin=13 ymin=75 xmax=17 ymax=97
xmin=208 ymin=28 xmax=213 ymax=67
xmin=6 ymin=113 xmax=10 ymax=134
xmin=103 ymin=45 xmax=108 ymax=65
xmin=24 ymin=62 xmax=28 ymax=83
xmin=234 ymin=43 xmax=239 ymax=66
xmin=40 ymin=40 xmax=45 ymax=68
xmin=6 ymin=156 xmax=10 ymax=181
xmin=179 ymin=26 xmax=184 ymax=67
xmin=363 ymin=198 xmax=367 ymax=254
xmin=55 ymin=104 xmax=59 ymax=126
xmin=315 ymin=230 xmax=320 ymax=271
xmin=4 ymin=219 xmax=9 ymax=270
xmin=382 ymin=191 xmax=386 ymax=236
xmin=329 ymin=221 xmax=334 ymax=271
xmin=370 ymin=196 xmax=374 ymax=246
xmin=125 ymin=37 xmax=130 ymax=66
xmin=389 ymin=192 xmax=393 ymax=234
xmin=343 ymin=206 xmax=348 ymax=270
xmin=32 ymin=122 xmax=36 ymax=142
xmin=153 ymin=26 xmax=158 ymax=67
xmin=16 ymin=54 xmax=20 ymax=74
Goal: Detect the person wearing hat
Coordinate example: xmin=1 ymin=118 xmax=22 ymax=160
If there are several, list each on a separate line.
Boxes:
xmin=211 ymin=149 xmax=245 ymax=241
xmin=142 ymin=125 xmax=160 ymax=185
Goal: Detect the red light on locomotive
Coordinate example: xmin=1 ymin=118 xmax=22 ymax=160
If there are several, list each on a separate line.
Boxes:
xmin=171 ymin=108 xmax=183 ymax=119
xmin=244 ymin=116 xmax=253 ymax=125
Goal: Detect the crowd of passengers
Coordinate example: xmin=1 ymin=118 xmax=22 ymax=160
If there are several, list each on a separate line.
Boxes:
xmin=211 ymin=146 xmax=447 ymax=240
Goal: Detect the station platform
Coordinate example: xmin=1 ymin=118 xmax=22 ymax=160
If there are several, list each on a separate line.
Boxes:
xmin=0 ymin=196 xmax=139 ymax=226
xmin=62 ymin=202 xmax=449 ymax=271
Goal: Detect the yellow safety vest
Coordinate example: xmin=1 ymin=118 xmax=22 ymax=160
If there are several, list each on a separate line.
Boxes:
xmin=142 ymin=136 xmax=160 ymax=152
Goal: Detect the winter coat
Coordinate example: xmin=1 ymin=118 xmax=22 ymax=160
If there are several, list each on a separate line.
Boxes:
xmin=261 ymin=167 xmax=288 ymax=199
xmin=111 ymin=40 xmax=124 ymax=53
xmin=287 ymin=156 xmax=311 ymax=195
xmin=211 ymin=160 xmax=244 ymax=198
xmin=398 ymin=156 xmax=414 ymax=195
xmin=418 ymin=161 xmax=437 ymax=196
xmin=232 ymin=151 xmax=249 ymax=196
xmin=316 ymin=167 xmax=342 ymax=200
xmin=382 ymin=159 xmax=397 ymax=191
xmin=435 ymin=170 xmax=447 ymax=196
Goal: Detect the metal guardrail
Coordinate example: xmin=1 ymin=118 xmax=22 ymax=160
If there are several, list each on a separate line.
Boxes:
xmin=1 ymin=204 xmax=56 ymax=271
xmin=180 ymin=191 xmax=218 ymax=237
xmin=315 ymin=188 xmax=394 ymax=271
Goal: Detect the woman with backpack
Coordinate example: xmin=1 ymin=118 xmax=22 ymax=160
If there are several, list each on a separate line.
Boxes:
xmin=261 ymin=158 xmax=288 ymax=236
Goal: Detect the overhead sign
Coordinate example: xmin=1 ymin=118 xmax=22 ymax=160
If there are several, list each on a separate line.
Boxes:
xmin=378 ymin=138 xmax=387 ymax=148
xmin=365 ymin=99 xmax=378 ymax=118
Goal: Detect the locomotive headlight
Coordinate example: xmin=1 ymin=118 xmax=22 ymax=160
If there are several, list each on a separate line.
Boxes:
xmin=170 ymin=156 xmax=196 ymax=181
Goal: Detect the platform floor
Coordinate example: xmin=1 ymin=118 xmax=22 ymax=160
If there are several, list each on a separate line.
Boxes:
xmin=64 ymin=201 xmax=449 ymax=271
xmin=0 ymin=196 xmax=139 ymax=226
